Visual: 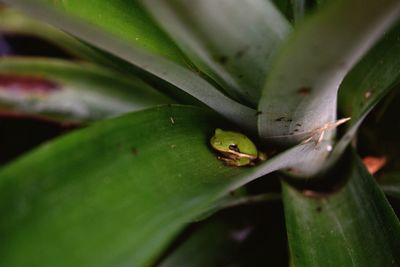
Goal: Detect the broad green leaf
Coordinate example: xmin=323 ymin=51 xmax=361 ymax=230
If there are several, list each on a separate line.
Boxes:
xmin=258 ymin=0 xmax=400 ymax=144
xmin=0 ymin=57 xmax=173 ymax=122
xmin=282 ymin=151 xmax=400 ymax=266
xmin=0 ymin=105 xmax=315 ymax=267
xmin=4 ymin=0 xmax=257 ymax=130
xmin=41 ymin=0 xmax=189 ymax=66
xmin=0 ymin=105 xmax=242 ymax=267
xmin=141 ymin=0 xmax=291 ymax=107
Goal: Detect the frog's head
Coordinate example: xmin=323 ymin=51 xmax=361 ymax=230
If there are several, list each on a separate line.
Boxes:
xmin=210 ymin=128 xmax=258 ymax=157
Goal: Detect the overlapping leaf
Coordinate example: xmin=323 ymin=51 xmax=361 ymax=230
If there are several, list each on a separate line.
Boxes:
xmin=3 ymin=0 xmax=257 ymax=130
xmin=0 ymin=105 xmax=315 ymax=266
xmin=0 ymin=58 xmax=173 ymax=122
xmin=41 ymin=0 xmax=189 ymax=66
xmin=258 ymin=0 xmax=400 ymax=144
xmin=2 ymin=1 xmax=400 ymax=266
xmin=325 ymin=23 xmax=400 ymax=171
xmin=141 ymin=0 xmax=291 ymax=107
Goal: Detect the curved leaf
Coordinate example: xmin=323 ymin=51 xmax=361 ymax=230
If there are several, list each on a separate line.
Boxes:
xmin=258 ymin=0 xmax=400 ymax=144
xmin=325 ymin=23 xmax=400 ymax=171
xmin=339 ymin=24 xmax=400 ymax=122
xmin=141 ymin=0 xmax=291 ymax=107
xmin=0 ymin=7 xmax=204 ymax=105
xmin=4 ymin=0 xmax=257 ymax=131
xmin=282 ymin=151 xmax=400 ymax=266
xmin=0 ymin=104 xmax=317 ymax=266
xmin=352 ymin=88 xmax=400 ymax=200
xmin=0 ymin=105 xmax=242 ymax=267
xmin=0 ymin=57 xmax=173 ymax=122
xmin=42 ymin=0 xmax=189 ymax=66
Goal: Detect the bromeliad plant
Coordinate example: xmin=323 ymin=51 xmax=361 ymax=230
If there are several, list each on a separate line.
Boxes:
xmin=0 ymin=0 xmax=400 ymax=266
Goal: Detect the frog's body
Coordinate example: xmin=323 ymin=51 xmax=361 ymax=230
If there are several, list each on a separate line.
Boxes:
xmin=210 ymin=128 xmax=266 ymax=167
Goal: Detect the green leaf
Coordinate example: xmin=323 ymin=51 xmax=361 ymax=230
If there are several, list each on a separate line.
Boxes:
xmin=0 ymin=7 xmax=156 ymax=80
xmin=258 ymin=0 xmax=400 ymax=144
xmin=0 ymin=7 xmax=203 ymax=105
xmin=350 ymin=88 xmax=400 ymax=200
xmin=0 ymin=105 xmax=241 ymax=267
xmin=0 ymin=104 xmax=316 ymax=266
xmin=282 ymin=151 xmax=400 ymax=266
xmin=4 ymin=0 xmax=257 ymax=130
xmin=141 ymin=0 xmax=291 ymax=107
xmin=0 ymin=58 xmax=173 ymax=122
xmin=339 ymin=24 xmax=400 ymax=122
xmin=325 ymin=23 xmax=400 ymax=171
xmin=41 ymin=0 xmax=189 ymax=66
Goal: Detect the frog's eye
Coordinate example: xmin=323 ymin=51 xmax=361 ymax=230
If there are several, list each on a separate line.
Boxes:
xmin=229 ymin=144 xmax=240 ymax=153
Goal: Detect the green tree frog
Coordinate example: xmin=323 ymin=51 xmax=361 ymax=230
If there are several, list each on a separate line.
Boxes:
xmin=210 ymin=128 xmax=266 ymax=167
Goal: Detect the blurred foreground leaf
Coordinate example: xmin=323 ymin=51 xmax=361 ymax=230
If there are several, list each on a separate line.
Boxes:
xmin=0 ymin=58 xmax=173 ymax=122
